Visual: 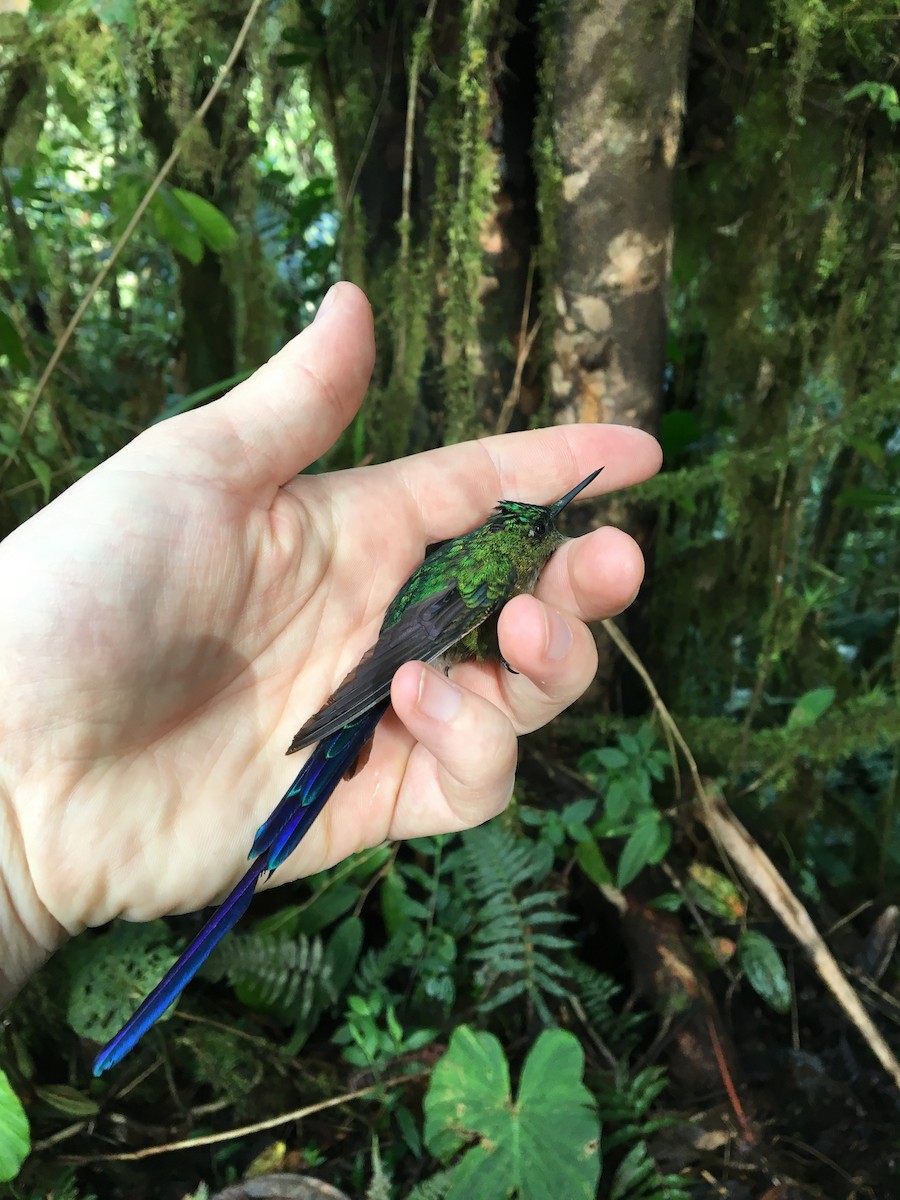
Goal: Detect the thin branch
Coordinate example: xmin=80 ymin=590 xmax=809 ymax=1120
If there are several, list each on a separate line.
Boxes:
xmin=344 ymin=7 xmax=400 ymax=217
xmin=64 ymin=1073 xmax=419 ymax=1163
xmin=495 ymin=257 xmax=541 ymax=435
xmin=395 ymin=0 xmax=439 ymax=376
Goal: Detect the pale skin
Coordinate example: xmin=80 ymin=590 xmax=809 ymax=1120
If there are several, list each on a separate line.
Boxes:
xmin=0 ymin=283 xmax=662 ymax=999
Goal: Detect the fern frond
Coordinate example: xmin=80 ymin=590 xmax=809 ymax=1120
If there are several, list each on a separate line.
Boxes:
xmin=568 ymin=958 xmax=647 ymax=1059
xmin=461 ymin=825 xmax=574 ymax=1019
xmin=354 ymin=939 xmax=406 ymax=997
xmin=607 ymin=1139 xmax=694 ymax=1200
xmin=203 ymin=931 xmax=330 ymax=1021
xmin=598 ymin=1066 xmax=670 ymax=1130
xmin=366 ymin=1137 xmax=392 ymax=1200
xmin=465 ymin=823 xmax=554 ymax=896
xmin=592 ymin=1064 xmax=690 ymax=1198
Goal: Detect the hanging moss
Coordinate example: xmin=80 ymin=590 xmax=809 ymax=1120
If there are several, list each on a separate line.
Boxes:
xmin=531 ymin=0 xmax=564 ymax=429
xmin=373 ymin=5 xmax=445 ymax=461
xmin=651 ymin=0 xmax=899 ymax=839
xmin=441 ymin=0 xmax=507 ymax=444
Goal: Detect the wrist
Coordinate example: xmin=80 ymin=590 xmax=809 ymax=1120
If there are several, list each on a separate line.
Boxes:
xmin=0 ymin=775 xmax=66 ymax=1002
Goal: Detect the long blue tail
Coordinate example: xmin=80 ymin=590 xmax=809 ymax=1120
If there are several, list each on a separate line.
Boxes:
xmin=91 ymin=701 xmax=388 ymax=1076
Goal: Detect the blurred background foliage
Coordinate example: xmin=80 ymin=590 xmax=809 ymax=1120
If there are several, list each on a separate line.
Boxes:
xmin=0 ymin=0 xmax=898 ymax=1196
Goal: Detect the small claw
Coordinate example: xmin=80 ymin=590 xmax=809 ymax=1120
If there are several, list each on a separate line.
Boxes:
xmin=501 ymin=657 xmax=519 ymax=675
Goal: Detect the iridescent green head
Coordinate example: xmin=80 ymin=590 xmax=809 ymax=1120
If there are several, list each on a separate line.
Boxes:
xmin=472 ymin=466 xmax=605 ymax=593
xmin=489 ymin=467 xmax=604 ymax=538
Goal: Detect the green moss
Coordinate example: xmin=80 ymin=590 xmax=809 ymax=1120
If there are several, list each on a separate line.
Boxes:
xmin=532 ymin=0 xmax=565 ymax=427
xmin=441 ymin=0 xmax=506 ymax=445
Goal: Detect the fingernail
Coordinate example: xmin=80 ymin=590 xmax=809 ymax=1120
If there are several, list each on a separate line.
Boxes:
xmin=314 ymin=284 xmax=339 ymax=322
xmin=545 ymin=607 xmax=573 ymax=661
xmin=417 ymin=665 xmax=462 ymax=722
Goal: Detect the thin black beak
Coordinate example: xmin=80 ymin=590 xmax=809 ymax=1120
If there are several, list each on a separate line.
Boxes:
xmin=551 ymin=467 xmax=604 ymax=514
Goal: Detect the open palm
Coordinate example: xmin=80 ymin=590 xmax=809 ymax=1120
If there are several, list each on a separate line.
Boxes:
xmin=0 ymin=284 xmax=661 ymax=992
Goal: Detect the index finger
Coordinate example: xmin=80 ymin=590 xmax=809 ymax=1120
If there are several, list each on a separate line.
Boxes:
xmin=382 ymin=423 xmax=662 ymax=543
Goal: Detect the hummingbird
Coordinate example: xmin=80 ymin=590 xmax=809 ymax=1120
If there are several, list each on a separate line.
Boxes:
xmin=92 ymin=467 xmax=603 ymax=1075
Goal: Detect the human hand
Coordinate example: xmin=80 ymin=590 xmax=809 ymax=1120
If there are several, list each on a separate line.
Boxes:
xmin=0 ymin=282 xmax=661 ymax=994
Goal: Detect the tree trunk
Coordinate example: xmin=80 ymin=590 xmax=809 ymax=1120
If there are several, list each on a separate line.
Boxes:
xmin=545 ymin=0 xmax=692 ymax=699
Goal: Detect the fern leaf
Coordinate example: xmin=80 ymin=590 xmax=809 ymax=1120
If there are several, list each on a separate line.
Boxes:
xmin=461 ymin=825 xmax=574 ymax=1018
xmin=203 ymin=931 xmax=329 ymax=1023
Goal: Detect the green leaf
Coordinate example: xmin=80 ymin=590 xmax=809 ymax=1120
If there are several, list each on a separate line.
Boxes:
xmin=604 ymin=779 xmax=632 ymax=823
xmin=66 ymin=921 xmax=178 ymax=1042
xmin=0 ymin=310 xmax=27 ymax=371
xmin=325 ymin=917 xmax=364 ymax=995
xmin=395 ymin=1101 xmax=423 ymax=1159
xmin=685 ymin=863 xmax=745 ymax=920
xmin=738 ymin=930 xmax=791 ymax=1014
xmin=786 ymin=686 xmax=836 ymax=730
xmin=109 ymin=174 xmax=145 ymax=240
xmin=843 ymin=81 xmax=900 ymax=123
xmin=618 ymin=732 xmax=641 ymax=756
xmin=594 ymin=746 xmax=629 ymax=770
xmin=292 ymin=175 xmax=335 ymax=228
xmin=282 ymin=27 xmax=326 ymax=50
xmin=423 ymin=1026 xmax=509 ymax=1160
xmin=25 ymin=452 xmax=52 ymax=502
xmin=0 ymin=421 xmax=22 ymax=455
xmin=843 ymin=81 xmax=879 ymax=103
xmin=846 ymin=435 xmax=885 ymax=468
xmin=610 ymin=1140 xmax=654 ymax=1200
xmin=53 ymin=75 xmax=91 ymax=134
xmin=154 ymin=370 xmax=252 ymax=422
xmin=277 ymin=29 xmax=326 ymax=67
xmin=0 ymin=1069 xmax=30 ymax=1182
xmin=835 ymin=486 xmax=897 ymax=510
xmin=563 ymin=798 xmax=597 ymax=825
xmin=381 ymin=870 xmax=414 ymax=938
xmin=151 ymin=191 xmax=204 ymax=264
xmin=90 ymin=0 xmax=138 ymax=32
xmin=617 ymin=814 xmax=665 ymax=889
xmin=33 ymin=1083 xmax=99 ymax=1118
xmin=660 ymin=410 xmax=700 ymax=459
xmin=575 ymin=835 xmax=612 ymax=887
xmin=294 ymin=882 xmax=360 ymax=936
xmin=172 ymin=188 xmax=238 ymax=253
xmin=423 ymin=1027 xmax=600 ymax=1200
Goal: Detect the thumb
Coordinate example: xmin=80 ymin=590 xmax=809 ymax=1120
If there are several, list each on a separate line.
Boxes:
xmin=149 ymin=283 xmax=375 ymax=500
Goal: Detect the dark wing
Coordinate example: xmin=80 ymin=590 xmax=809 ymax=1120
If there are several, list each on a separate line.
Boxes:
xmin=287 ymin=582 xmax=494 ymax=753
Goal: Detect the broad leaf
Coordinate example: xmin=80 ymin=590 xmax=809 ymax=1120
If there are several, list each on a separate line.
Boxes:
xmin=66 ymin=921 xmax=178 ymax=1042
xmin=686 ymin=863 xmax=745 ymax=920
xmin=617 ymin=814 xmax=667 ymax=889
xmin=25 ymin=452 xmax=52 ymax=502
xmin=424 ymin=1026 xmax=600 ymax=1200
xmin=0 ymin=1070 xmax=29 ymax=1182
xmin=33 ymin=1084 xmax=99 ymax=1118
xmin=0 ymin=310 xmax=27 ymax=371
xmin=739 ymin=930 xmax=791 ymax=1013
xmin=152 ymin=191 xmax=204 ymax=264
xmin=787 ymin=686 xmax=836 ymax=730
xmin=172 ymin=188 xmax=238 ymax=253
xmin=576 ymin=835 xmax=613 ymax=887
